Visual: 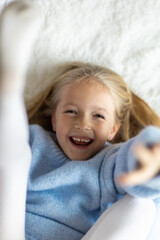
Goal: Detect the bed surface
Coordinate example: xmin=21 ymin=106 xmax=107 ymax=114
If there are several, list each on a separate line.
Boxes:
xmin=1 ymin=0 xmax=160 ymax=115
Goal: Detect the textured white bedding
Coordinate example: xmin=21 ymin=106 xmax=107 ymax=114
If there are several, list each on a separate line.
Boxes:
xmin=1 ymin=0 xmax=160 ymax=114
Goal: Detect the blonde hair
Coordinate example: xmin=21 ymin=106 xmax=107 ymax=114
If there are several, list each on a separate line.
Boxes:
xmin=27 ymin=61 xmax=160 ymax=143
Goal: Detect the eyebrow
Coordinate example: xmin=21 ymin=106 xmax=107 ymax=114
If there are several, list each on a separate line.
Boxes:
xmin=62 ymin=104 xmax=109 ymax=115
xmin=95 ymin=108 xmax=109 ymax=114
xmin=62 ymin=104 xmax=77 ymax=108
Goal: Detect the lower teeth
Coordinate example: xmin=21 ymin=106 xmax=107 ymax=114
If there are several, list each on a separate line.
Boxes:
xmin=74 ymin=141 xmax=89 ymax=146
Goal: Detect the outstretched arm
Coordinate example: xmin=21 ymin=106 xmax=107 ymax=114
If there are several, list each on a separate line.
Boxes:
xmin=118 ymin=143 xmax=160 ymax=187
xmin=100 ymin=126 xmax=160 ymax=202
xmin=114 ymin=126 xmax=160 ymax=198
xmin=0 ymin=1 xmax=42 ymax=239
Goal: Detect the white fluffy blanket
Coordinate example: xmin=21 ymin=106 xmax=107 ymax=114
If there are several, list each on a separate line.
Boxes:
xmin=1 ymin=0 xmax=160 ymax=115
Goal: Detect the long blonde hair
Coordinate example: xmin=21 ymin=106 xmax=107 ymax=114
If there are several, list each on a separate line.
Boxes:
xmin=27 ymin=61 xmax=160 ymax=143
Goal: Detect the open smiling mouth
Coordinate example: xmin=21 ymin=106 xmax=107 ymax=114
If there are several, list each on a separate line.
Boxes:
xmin=69 ymin=136 xmax=94 ymax=148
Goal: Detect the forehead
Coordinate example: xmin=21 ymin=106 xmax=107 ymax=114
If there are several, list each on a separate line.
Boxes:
xmin=60 ymin=79 xmax=107 ymax=97
xmin=58 ymin=79 xmax=115 ymax=111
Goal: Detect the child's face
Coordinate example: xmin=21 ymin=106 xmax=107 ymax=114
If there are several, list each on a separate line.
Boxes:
xmin=51 ymin=79 xmax=119 ymax=160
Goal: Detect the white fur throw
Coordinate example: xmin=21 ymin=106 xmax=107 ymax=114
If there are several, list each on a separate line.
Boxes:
xmin=1 ymin=0 xmax=160 ymax=115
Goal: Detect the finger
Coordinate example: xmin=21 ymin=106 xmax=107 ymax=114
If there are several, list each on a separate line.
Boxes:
xmin=133 ymin=145 xmax=152 ymax=165
xmin=152 ymin=144 xmax=160 ymax=155
xmin=118 ymin=165 xmax=158 ymax=187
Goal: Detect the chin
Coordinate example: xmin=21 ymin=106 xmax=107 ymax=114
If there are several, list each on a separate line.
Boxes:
xmin=69 ymin=155 xmax=88 ymax=161
xmin=69 ymin=152 xmax=96 ymax=161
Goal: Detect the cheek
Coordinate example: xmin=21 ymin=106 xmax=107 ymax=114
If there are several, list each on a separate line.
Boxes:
xmin=55 ymin=125 xmax=67 ymax=152
xmin=95 ymin=123 xmax=111 ymax=141
xmin=56 ymin=122 xmax=66 ymax=138
xmin=56 ymin=117 xmax=72 ymax=139
xmin=95 ymin=126 xmax=108 ymax=140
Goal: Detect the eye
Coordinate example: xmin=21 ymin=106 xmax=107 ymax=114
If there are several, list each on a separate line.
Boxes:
xmin=65 ymin=110 xmax=77 ymax=114
xmin=94 ymin=114 xmax=105 ymax=119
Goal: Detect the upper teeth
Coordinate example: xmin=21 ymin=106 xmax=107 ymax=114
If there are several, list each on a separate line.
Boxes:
xmin=72 ymin=137 xmax=91 ymax=143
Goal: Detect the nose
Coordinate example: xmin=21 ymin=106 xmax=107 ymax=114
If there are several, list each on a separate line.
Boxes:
xmin=75 ymin=114 xmax=91 ymax=131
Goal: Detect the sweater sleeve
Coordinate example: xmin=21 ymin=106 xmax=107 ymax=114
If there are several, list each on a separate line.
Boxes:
xmin=100 ymin=126 xmax=160 ymax=208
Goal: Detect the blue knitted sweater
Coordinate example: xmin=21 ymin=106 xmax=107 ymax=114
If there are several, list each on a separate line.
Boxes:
xmin=25 ymin=124 xmax=160 ymax=240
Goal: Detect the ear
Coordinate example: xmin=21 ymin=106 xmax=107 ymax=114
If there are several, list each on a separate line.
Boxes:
xmin=51 ymin=113 xmax=56 ymax=132
xmin=108 ymin=123 xmax=120 ymax=141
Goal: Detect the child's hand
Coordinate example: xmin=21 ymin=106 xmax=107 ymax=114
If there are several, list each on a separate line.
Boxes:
xmin=118 ymin=144 xmax=160 ymax=187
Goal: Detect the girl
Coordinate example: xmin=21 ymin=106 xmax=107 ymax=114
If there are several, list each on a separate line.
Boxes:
xmin=0 ymin=1 xmax=160 ymax=240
